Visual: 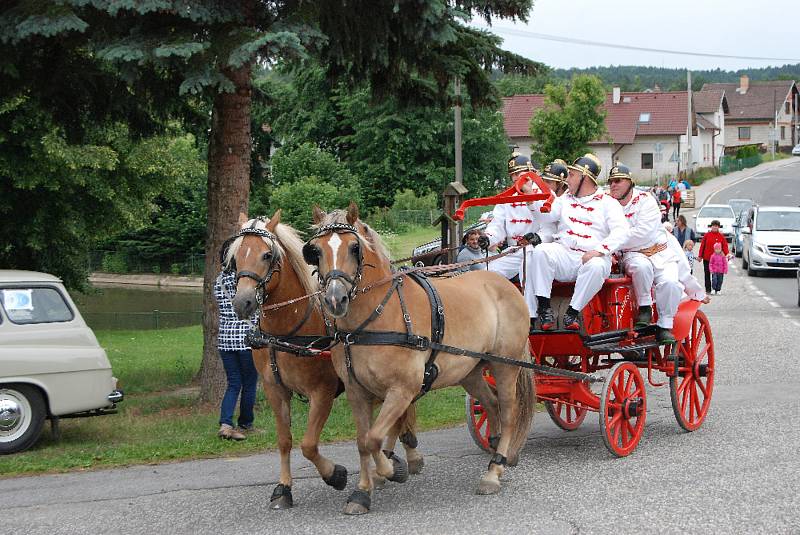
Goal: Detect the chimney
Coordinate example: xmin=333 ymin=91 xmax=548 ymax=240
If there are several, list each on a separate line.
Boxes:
xmin=739 ymin=74 xmax=749 ymax=94
xmin=612 ymin=87 xmax=621 ymax=104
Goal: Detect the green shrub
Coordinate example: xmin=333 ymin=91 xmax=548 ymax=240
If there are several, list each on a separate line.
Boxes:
xmin=735 ymin=145 xmax=760 ymax=159
xmin=170 ymin=263 xmax=182 ymax=275
xmin=101 ymin=251 xmax=128 ymax=273
xmin=270 ymin=175 xmax=362 ymax=234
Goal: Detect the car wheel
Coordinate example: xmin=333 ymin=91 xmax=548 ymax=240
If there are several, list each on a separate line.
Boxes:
xmin=0 ymin=384 xmax=46 ymax=455
xmin=742 ymin=253 xmax=748 ymax=270
xmin=747 ymin=261 xmax=758 ymax=277
xmin=432 ymin=254 xmax=446 ymax=266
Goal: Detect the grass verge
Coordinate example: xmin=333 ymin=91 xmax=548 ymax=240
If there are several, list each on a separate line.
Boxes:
xmin=0 ymin=325 xmax=469 ymax=477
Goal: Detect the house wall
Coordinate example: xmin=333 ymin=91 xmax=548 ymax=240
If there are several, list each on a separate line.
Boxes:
xmin=690 ymin=128 xmax=716 ymax=168
xmin=724 ymin=121 xmax=771 ymax=150
xmin=611 ymin=135 xmax=681 ymax=185
xmin=776 ymin=98 xmax=795 ymax=147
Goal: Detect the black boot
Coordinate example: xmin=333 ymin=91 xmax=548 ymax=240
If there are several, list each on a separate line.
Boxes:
xmin=529 ymin=318 xmax=537 ymax=334
xmin=538 ymin=308 xmax=555 ymax=331
xmin=656 ymin=327 xmax=676 ymax=344
xmin=635 ymin=305 xmax=652 ymax=328
xmin=563 ymin=307 xmax=581 ymax=331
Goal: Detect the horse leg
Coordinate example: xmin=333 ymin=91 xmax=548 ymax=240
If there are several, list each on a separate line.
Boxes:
xmin=366 ymin=390 xmax=415 ymax=484
xmin=263 ymin=383 xmax=295 ymax=509
xmin=392 ymin=404 xmax=424 ymax=475
xmin=301 ymin=389 xmax=348 ymax=491
xmin=343 ymin=384 xmax=377 ymax=515
xmin=477 ymin=365 xmax=521 ymax=495
xmin=460 ymin=364 xmax=502 ymax=451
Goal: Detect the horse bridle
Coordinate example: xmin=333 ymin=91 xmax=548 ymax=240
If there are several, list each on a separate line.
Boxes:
xmin=304 ymin=223 xmax=365 ymax=302
xmin=225 ymin=222 xmax=281 ymax=306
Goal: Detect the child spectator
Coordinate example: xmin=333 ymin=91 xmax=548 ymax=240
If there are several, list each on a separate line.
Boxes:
xmin=698 ymin=220 xmax=729 ymax=293
xmin=709 ymin=242 xmax=729 ymax=294
xmin=683 ymin=239 xmax=695 ymax=274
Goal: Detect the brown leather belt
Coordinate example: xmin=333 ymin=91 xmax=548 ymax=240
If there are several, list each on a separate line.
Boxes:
xmin=635 ymin=242 xmax=668 ymax=257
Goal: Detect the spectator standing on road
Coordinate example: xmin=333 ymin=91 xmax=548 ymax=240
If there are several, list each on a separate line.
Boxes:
xmin=457 ymin=229 xmax=488 ymax=271
xmin=683 ymin=239 xmax=696 ymax=274
xmin=214 ymin=264 xmax=259 ymax=441
xmin=697 ymin=220 xmax=729 ymax=294
xmin=672 ymin=215 xmax=697 ymax=247
xmin=671 ymin=188 xmax=682 ymax=220
xmin=709 ymin=242 xmax=729 ymax=294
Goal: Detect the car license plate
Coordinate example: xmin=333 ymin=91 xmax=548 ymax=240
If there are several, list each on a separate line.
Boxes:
xmin=775 ymin=257 xmax=795 ymax=264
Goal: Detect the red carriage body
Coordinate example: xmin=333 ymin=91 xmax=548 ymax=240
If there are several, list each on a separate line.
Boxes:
xmin=456 ymin=175 xmax=715 ymax=457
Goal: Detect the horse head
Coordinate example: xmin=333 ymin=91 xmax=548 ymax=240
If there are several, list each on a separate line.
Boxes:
xmin=227 ymin=211 xmax=284 ymax=319
xmin=304 ymin=202 xmax=388 ymax=318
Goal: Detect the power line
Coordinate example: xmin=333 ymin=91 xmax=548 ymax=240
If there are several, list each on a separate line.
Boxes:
xmin=488 ymin=28 xmax=800 ymax=63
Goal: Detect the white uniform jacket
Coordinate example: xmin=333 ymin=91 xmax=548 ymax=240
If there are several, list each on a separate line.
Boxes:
xmin=484 ymin=195 xmax=544 ymax=249
xmin=620 ymin=191 xmax=682 ymax=268
xmin=543 ymin=191 xmax=630 ymax=256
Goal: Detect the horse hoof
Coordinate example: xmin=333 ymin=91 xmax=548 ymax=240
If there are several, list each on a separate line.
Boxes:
xmin=270 ymin=483 xmax=294 ymax=509
xmin=343 ymin=489 xmax=371 ymax=515
xmin=384 ymin=450 xmax=409 ymax=484
xmin=408 ymin=456 xmax=424 ymax=475
xmin=507 ymin=453 xmax=519 ymax=467
xmin=476 ymin=479 xmax=501 ymax=495
xmin=323 ymin=464 xmax=348 ymax=491
xmin=372 ymin=475 xmax=387 ymax=490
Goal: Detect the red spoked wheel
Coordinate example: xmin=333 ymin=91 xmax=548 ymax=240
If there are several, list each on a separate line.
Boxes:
xmin=544 ymin=400 xmax=588 ymax=431
xmin=670 ymin=310 xmax=715 ymax=431
xmin=465 ymin=394 xmax=493 ymax=453
xmin=600 ymin=362 xmax=647 ymax=457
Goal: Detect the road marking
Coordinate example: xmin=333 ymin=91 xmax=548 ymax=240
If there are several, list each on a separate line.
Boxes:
xmin=704 ymin=160 xmax=799 ymax=205
xmin=766 ymin=300 xmax=781 ymax=308
xmin=795 ymin=320 xmax=800 ymax=328
xmin=784 ymin=194 xmax=794 ymax=197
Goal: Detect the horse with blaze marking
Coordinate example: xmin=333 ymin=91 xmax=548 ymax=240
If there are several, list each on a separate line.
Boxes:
xmin=228 ymin=211 xmax=422 ymax=510
xmin=304 ymin=202 xmax=535 ymax=515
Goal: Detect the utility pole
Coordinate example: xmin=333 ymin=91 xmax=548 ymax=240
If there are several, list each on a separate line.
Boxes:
xmin=686 ymin=69 xmax=692 ymax=178
xmin=441 ymin=78 xmax=467 ymax=264
xmin=772 ymin=89 xmax=777 ymax=160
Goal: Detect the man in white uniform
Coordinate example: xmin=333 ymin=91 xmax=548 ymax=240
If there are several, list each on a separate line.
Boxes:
xmin=481 ymin=153 xmax=548 ymax=280
xmin=607 ymin=163 xmax=683 ymax=343
xmin=526 ymin=154 xmax=630 ymax=331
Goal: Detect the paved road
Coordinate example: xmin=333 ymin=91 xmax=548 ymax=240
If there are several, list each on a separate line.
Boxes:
xmin=701 ymin=159 xmax=800 ymax=319
xmin=4 ymin=164 xmax=800 ymax=534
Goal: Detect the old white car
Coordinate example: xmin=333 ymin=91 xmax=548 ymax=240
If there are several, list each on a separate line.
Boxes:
xmin=0 ymin=270 xmax=123 ymax=454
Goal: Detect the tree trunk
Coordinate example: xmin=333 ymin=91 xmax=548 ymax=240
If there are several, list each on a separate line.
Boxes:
xmin=198 ymin=63 xmax=253 ymax=403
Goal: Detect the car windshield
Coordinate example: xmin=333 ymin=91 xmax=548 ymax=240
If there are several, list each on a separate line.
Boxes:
xmin=728 ymin=200 xmax=751 ymax=214
xmin=698 ymin=206 xmax=734 ymax=219
xmin=756 ymin=211 xmax=800 ymax=231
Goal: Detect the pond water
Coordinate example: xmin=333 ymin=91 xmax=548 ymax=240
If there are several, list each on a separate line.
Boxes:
xmin=72 ymin=284 xmax=204 ymax=331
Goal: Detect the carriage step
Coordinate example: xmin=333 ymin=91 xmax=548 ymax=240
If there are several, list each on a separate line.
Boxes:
xmin=589 ymin=340 xmax=661 ymax=355
xmin=583 ymin=325 xmax=659 ymax=348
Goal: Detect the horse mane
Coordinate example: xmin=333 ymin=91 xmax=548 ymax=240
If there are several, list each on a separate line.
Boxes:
xmin=316 ymin=210 xmax=392 ymax=261
xmin=226 ymin=217 xmax=318 ymax=296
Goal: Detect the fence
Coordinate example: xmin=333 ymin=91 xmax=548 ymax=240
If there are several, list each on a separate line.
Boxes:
xmin=719 ymin=154 xmax=763 ymax=174
xmin=82 ymin=310 xmax=203 ymax=330
xmin=89 ymin=250 xmax=206 ymax=276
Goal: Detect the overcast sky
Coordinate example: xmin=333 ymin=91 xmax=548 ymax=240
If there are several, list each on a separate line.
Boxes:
xmin=469 ymin=0 xmax=800 ymax=71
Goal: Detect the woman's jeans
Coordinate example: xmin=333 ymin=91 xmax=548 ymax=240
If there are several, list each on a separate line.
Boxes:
xmin=711 ymin=273 xmax=724 ymax=292
xmin=703 ymin=260 xmax=712 ymax=293
xmin=219 ymin=349 xmax=258 ymax=428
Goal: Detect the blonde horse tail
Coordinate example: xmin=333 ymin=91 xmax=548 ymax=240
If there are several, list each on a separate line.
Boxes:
xmin=507 ymin=346 xmax=535 ymax=465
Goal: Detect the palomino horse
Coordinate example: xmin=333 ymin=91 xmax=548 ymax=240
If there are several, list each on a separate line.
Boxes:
xmin=227 ymin=212 xmax=423 ymax=509
xmin=304 ymin=203 xmax=535 ymax=515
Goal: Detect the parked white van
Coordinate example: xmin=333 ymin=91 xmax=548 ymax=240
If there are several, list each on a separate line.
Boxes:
xmin=0 ymin=270 xmax=123 ymax=454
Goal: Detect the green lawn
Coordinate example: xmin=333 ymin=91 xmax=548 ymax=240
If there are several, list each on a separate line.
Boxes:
xmin=0 ymin=325 xmax=469 ymax=477
xmin=379 ymin=225 xmax=441 ymax=261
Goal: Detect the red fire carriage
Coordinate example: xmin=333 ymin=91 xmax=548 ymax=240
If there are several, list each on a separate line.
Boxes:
xmin=455 ymin=172 xmax=715 ymax=457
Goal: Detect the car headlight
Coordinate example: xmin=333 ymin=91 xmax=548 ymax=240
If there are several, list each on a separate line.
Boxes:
xmin=753 ymin=242 xmax=767 ymax=254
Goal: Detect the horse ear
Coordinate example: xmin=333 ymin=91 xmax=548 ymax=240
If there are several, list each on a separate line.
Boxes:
xmin=346 ymin=201 xmax=359 ymax=225
xmin=267 ymin=209 xmax=281 ymax=232
xmin=312 ymin=205 xmax=325 ymax=225
xmin=237 ymin=212 xmax=248 ymax=227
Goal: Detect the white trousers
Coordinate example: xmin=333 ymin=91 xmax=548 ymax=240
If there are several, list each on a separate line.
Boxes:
xmin=525 ymin=243 xmax=611 ymax=317
xmin=623 ymin=252 xmax=682 ymax=328
xmin=488 ymin=247 xmax=527 ymax=280
xmin=667 ymin=234 xmax=707 ymax=301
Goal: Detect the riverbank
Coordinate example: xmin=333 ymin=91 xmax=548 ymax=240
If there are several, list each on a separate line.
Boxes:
xmin=90 ymin=272 xmax=203 ymax=289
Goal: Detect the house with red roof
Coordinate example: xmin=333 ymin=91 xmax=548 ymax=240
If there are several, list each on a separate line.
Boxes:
xmin=503 ymin=89 xmax=719 ymax=183
xmin=700 ymin=75 xmax=798 ymax=152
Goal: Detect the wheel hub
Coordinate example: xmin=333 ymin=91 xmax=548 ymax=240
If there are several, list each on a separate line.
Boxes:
xmin=623 ymin=397 xmax=644 ymax=419
xmin=0 ymin=397 xmax=22 ymax=433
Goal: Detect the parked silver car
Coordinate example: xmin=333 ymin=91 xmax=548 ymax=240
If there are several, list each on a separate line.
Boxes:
xmin=741 ymin=206 xmax=800 ymax=276
xmin=1 ymin=270 xmax=123 ymax=454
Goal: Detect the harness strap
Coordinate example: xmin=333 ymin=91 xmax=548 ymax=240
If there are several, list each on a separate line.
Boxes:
xmin=405 ymin=271 xmax=444 ymax=397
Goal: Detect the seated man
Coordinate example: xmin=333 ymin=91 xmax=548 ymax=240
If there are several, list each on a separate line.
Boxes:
xmin=607 ymin=163 xmax=683 ymax=343
xmin=481 ymin=152 xmax=547 ymax=280
xmin=526 ymin=154 xmax=630 ymax=331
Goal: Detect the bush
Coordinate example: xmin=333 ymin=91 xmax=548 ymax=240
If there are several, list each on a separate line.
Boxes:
xmin=735 ymin=145 xmax=760 ymax=159
xmin=391 ymin=189 xmax=438 ymax=211
xmin=270 ymin=175 xmax=362 ymax=235
xmin=101 ymin=251 xmax=128 ymax=273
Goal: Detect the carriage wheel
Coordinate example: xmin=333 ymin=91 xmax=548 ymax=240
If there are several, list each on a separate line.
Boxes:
xmin=464 ymin=394 xmax=493 ymax=453
xmin=544 ymin=400 xmax=588 ymax=431
xmin=599 ymin=362 xmax=647 ymax=457
xmin=669 ymin=310 xmax=715 ymax=431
